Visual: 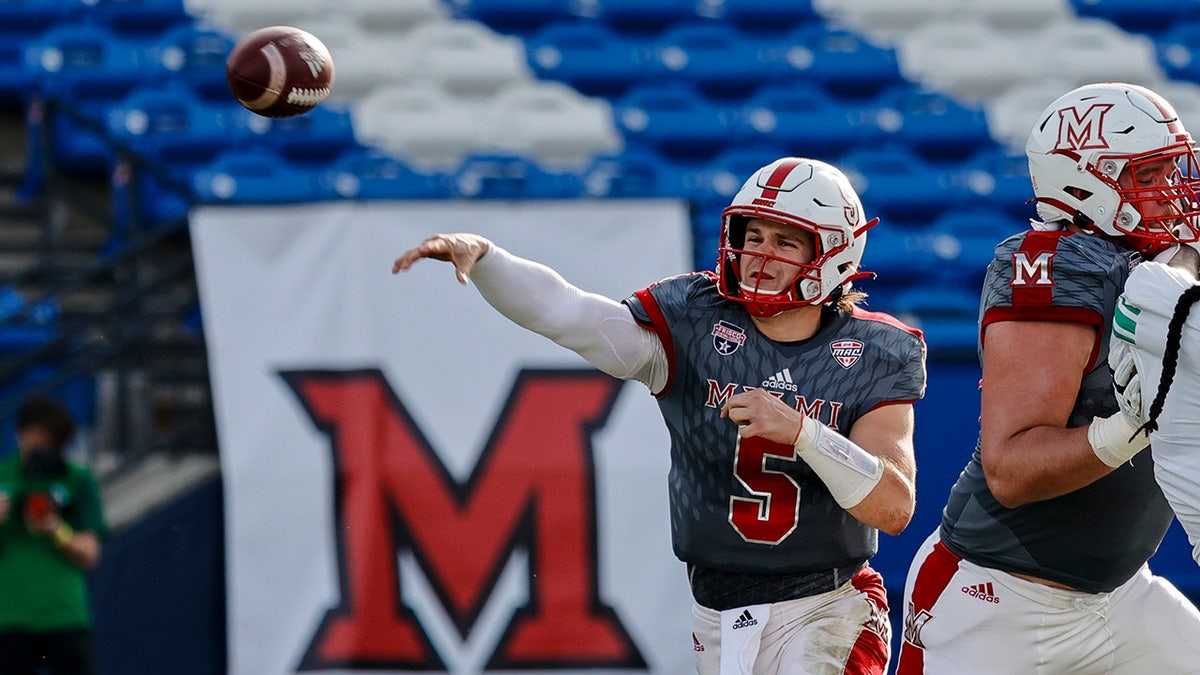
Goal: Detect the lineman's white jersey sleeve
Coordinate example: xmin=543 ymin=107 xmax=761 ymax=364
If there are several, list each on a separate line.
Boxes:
xmin=1115 ymin=259 xmax=1200 ymax=564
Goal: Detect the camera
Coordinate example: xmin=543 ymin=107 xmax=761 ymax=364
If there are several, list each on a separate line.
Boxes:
xmin=23 ymin=447 xmax=66 ymax=478
xmin=19 ymin=490 xmax=57 ymax=519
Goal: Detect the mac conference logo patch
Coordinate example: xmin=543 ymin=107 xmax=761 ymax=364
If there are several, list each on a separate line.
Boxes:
xmin=830 ymin=339 xmax=863 ymax=369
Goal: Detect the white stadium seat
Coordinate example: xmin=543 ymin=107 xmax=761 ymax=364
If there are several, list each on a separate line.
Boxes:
xmin=351 ymin=82 xmax=484 ymax=170
xmin=290 ymin=16 xmax=420 ymax=101
xmin=340 ymin=0 xmax=448 ymax=33
xmin=1154 ymin=81 xmax=1200 ymax=134
xmin=896 ymin=19 xmax=1042 ymax=103
xmin=985 ymin=79 xmax=1077 ymax=152
xmin=812 ymin=0 xmax=955 ymax=44
xmin=481 ymin=81 xmax=623 ymax=170
xmin=1032 ymin=18 xmax=1165 ymax=89
xmin=406 ymin=20 xmax=534 ymax=97
xmin=955 ymin=0 xmax=1071 ymax=29
xmin=189 ymin=0 xmax=329 ymax=36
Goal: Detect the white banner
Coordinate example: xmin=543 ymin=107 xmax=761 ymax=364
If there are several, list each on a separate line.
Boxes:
xmin=191 ymin=200 xmax=695 ymax=675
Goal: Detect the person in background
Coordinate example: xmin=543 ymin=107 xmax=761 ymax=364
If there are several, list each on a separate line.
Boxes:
xmin=394 ymin=157 xmax=927 ymax=674
xmin=0 ymin=395 xmax=107 ymax=675
xmin=898 ymin=82 xmax=1200 ymax=673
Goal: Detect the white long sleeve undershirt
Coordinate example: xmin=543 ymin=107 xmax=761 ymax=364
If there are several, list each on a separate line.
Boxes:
xmin=469 ymin=243 xmax=669 ymax=392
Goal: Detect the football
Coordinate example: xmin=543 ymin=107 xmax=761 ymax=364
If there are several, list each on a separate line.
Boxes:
xmin=226 ymin=26 xmax=334 ymax=118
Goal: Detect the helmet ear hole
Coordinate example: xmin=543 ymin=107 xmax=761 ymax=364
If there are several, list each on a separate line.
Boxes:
xmin=727 ymin=215 xmax=748 ymax=249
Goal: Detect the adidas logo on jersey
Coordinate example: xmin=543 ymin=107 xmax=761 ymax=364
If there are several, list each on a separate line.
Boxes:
xmin=762 ymin=367 xmax=798 ymax=392
xmin=961 ymin=582 xmax=1000 ymax=604
xmin=731 ymin=609 xmax=759 ymax=630
xmin=693 ymin=634 xmax=705 ymax=652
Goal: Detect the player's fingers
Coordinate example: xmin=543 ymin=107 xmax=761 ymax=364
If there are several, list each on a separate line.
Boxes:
xmin=392 ymin=236 xmax=454 ymax=273
xmin=451 ymin=249 xmax=478 ymax=285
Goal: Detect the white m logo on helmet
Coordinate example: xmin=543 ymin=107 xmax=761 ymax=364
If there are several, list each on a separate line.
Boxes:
xmin=1055 ymin=104 xmax=1114 ymax=151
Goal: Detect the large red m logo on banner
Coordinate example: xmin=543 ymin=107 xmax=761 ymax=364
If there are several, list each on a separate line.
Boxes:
xmin=281 ymin=368 xmax=646 ymax=671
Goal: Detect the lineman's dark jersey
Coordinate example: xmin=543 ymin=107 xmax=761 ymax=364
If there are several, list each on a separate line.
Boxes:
xmin=940 ymin=230 xmax=1173 ymax=593
xmin=623 ymin=272 xmax=926 ymax=574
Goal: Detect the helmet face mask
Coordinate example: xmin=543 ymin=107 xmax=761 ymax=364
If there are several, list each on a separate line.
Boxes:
xmin=1026 ymin=82 xmax=1200 ymax=256
xmin=716 ymin=158 xmax=876 ymax=317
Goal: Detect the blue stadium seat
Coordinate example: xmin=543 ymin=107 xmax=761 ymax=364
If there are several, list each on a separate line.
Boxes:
xmin=887 ymin=285 xmax=980 ymax=360
xmin=0 ymin=0 xmax=68 ymax=32
xmin=105 ymin=82 xmax=238 ymax=228
xmin=24 ymin=23 xmax=154 ymax=173
xmin=645 ymin=23 xmax=785 ymax=99
xmin=1068 ymin=0 xmax=1187 ymax=34
xmin=0 ymin=0 xmax=70 ymax=104
xmin=927 ymin=207 xmax=1023 ymax=248
xmin=866 ymin=86 xmax=992 ymax=162
xmin=0 ymin=285 xmax=59 ymax=354
xmin=229 ymin=103 xmax=362 ymax=166
xmin=580 ymin=148 xmax=686 ymax=198
xmin=948 ymin=146 xmax=1037 ymax=222
xmin=191 ymin=149 xmax=325 ymax=204
xmin=839 ymin=144 xmax=953 ymax=225
xmin=734 ymin=82 xmax=867 ymax=159
xmin=450 ymin=153 xmax=585 ymax=199
xmin=24 ymin=23 xmax=150 ymax=102
xmin=66 ymin=0 xmax=190 ymax=35
xmin=109 ymin=158 xmax=193 ymax=231
xmin=105 ymin=82 xmax=236 ymax=166
xmin=783 ymin=24 xmax=903 ymax=100
xmin=862 ymin=226 xmax=934 ymax=286
xmin=589 ymin=0 xmax=701 ymax=33
xmin=447 ymin=0 xmax=576 ymax=34
xmin=1154 ymin=21 xmax=1200 ymax=83
xmin=526 ymin=21 xmax=649 ymax=98
xmin=316 ymin=149 xmax=451 ymax=200
xmin=613 ymin=82 xmax=736 ymax=161
xmin=697 ymin=0 xmax=817 ymax=32
xmin=141 ymin=24 xmax=237 ymax=103
xmin=681 ymin=146 xmax=784 ymax=231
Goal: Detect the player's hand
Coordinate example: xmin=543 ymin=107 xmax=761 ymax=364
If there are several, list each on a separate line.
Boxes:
xmin=720 ymin=389 xmax=804 ymax=445
xmin=0 ymin=492 xmax=9 ymax=525
xmin=392 ymin=233 xmax=491 ymax=285
xmin=1109 ymin=340 xmax=1144 ymax=424
xmin=23 ymin=507 xmax=59 ymax=538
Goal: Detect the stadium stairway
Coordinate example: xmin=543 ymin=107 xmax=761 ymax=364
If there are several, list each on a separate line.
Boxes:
xmin=0 ymin=104 xmax=218 ymax=531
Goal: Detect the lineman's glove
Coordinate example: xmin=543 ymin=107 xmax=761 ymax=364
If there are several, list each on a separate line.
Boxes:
xmin=1089 ymin=339 xmax=1150 ymax=468
xmin=1109 ymin=340 xmax=1144 ymax=424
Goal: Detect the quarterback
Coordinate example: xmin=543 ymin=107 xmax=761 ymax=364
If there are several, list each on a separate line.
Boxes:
xmin=395 ymin=157 xmax=927 ymax=674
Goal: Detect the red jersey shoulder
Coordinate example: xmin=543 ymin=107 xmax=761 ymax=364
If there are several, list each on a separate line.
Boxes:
xmin=849 ymin=306 xmax=925 ymax=341
xmin=638 ymin=270 xmax=715 ymax=292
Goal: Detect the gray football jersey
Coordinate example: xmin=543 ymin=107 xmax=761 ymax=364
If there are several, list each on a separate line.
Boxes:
xmin=940 ymin=230 xmax=1173 ymax=593
xmin=624 ymin=272 xmax=927 ymax=574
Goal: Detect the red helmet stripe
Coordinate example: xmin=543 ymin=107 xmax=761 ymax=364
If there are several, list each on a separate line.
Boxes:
xmin=759 ymin=158 xmax=804 ymax=201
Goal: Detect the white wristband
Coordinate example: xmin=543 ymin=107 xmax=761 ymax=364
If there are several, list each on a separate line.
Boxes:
xmin=793 ymin=417 xmax=884 ymax=510
xmin=1087 ymin=412 xmax=1150 ymax=468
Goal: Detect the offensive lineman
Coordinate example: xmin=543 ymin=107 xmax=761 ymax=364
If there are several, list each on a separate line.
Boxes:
xmin=394 ymin=158 xmax=927 ymax=674
xmin=897 ymin=83 xmax=1200 ymax=673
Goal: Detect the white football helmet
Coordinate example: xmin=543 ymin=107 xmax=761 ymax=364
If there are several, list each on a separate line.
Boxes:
xmin=1026 ymin=82 xmax=1200 ymax=256
xmin=717 ymin=157 xmax=877 ymax=316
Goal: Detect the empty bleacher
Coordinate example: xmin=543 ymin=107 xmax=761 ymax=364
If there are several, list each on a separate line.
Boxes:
xmin=7 ymin=0 xmax=1200 ymax=481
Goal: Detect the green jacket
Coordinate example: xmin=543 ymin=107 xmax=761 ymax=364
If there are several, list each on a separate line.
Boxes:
xmin=0 ymin=452 xmax=107 ymax=631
